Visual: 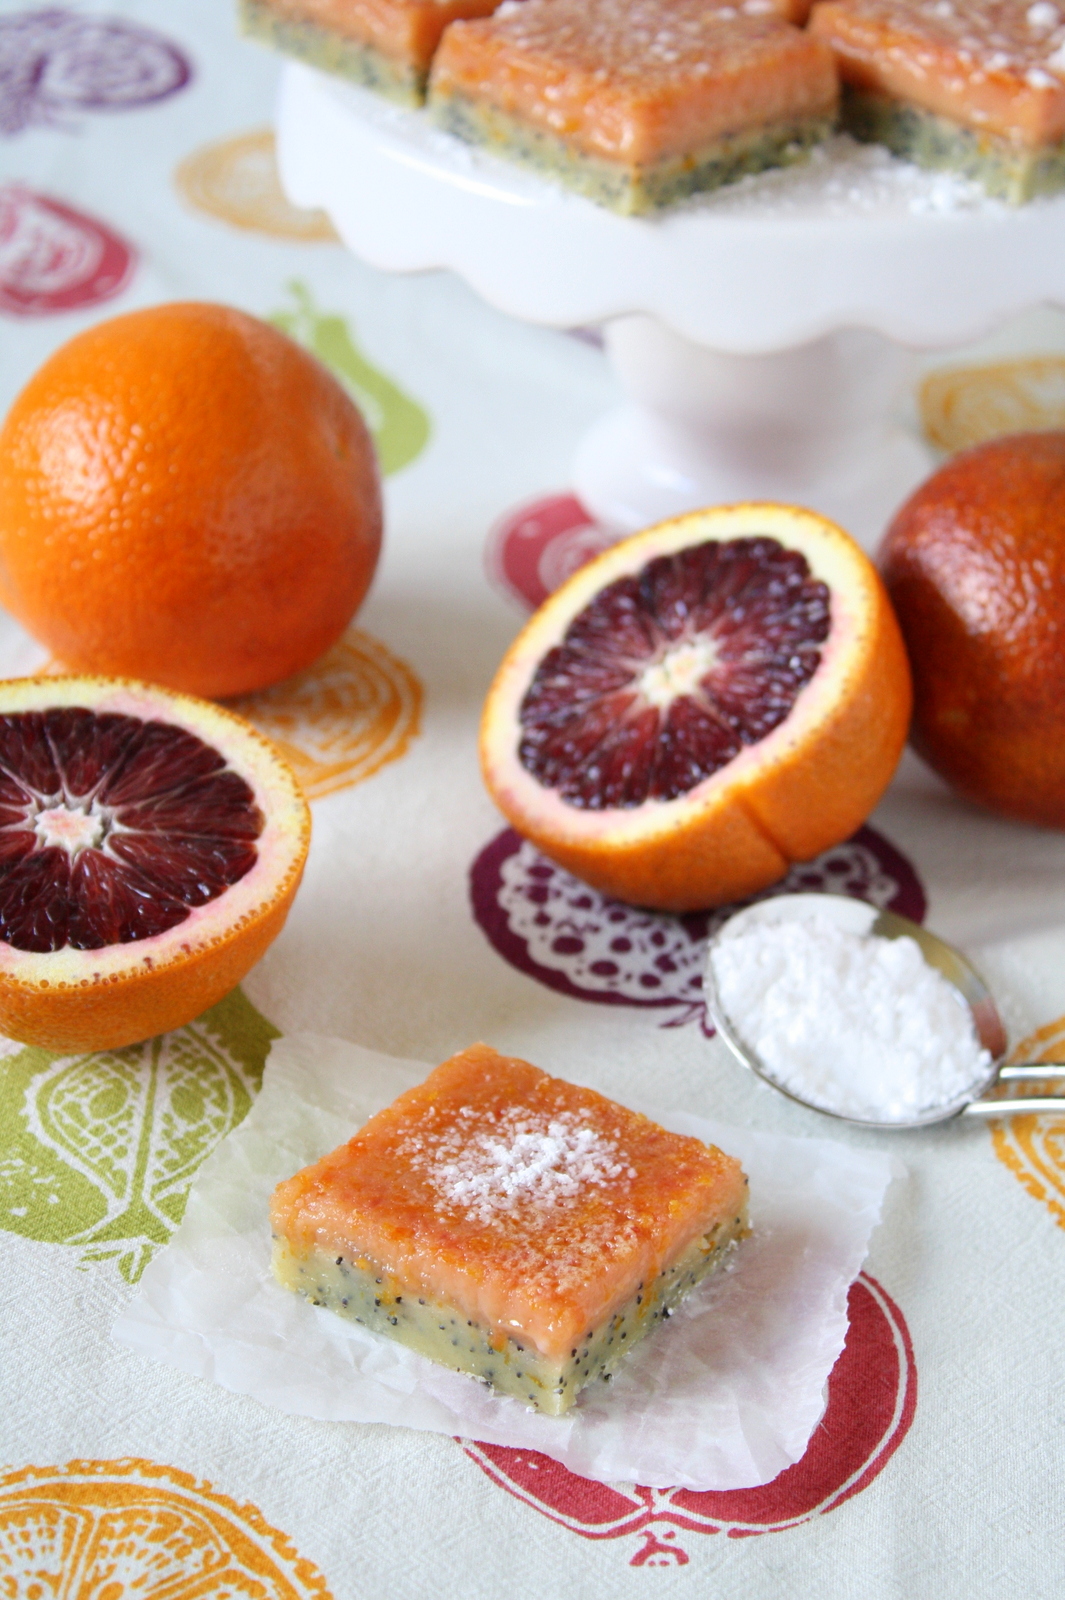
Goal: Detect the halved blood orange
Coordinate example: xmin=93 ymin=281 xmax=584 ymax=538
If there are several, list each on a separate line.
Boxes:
xmin=0 ymin=676 xmax=310 ymax=1051
xmin=480 ymin=504 xmax=912 ymax=912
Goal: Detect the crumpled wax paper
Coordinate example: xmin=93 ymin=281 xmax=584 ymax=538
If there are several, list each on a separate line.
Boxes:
xmin=112 ymin=1034 xmax=896 ymax=1490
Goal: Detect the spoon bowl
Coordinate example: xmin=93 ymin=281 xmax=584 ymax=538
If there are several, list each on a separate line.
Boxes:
xmin=705 ymin=893 xmax=1065 ymax=1129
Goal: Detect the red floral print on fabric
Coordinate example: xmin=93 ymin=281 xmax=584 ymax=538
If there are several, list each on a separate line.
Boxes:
xmin=463 ymin=1273 xmax=916 ymax=1566
xmin=486 ymin=493 xmax=618 ymax=612
xmin=0 ymin=186 xmax=134 ymax=315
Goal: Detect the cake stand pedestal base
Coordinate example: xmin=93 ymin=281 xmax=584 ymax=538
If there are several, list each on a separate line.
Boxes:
xmin=574 ymin=317 xmax=934 ymax=548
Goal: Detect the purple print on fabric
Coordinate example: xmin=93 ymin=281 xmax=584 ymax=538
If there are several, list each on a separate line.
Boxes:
xmin=470 ymin=825 xmax=926 ymax=1033
xmin=0 ymin=9 xmax=191 ymax=136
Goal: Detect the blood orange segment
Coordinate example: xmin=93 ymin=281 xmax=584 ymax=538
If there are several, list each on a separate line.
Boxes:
xmin=0 ymin=677 xmax=310 ymax=1052
xmin=481 ymin=504 xmax=912 ymax=913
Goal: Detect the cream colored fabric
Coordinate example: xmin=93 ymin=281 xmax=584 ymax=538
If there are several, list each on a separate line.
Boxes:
xmin=1 ymin=1 xmax=1065 ymax=1594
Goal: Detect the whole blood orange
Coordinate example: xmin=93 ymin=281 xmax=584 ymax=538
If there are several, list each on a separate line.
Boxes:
xmin=480 ymin=504 xmax=911 ymax=912
xmin=880 ymin=432 xmax=1065 ymax=828
xmin=0 ymin=675 xmax=310 ymax=1051
xmin=0 ymin=303 xmax=382 ymax=698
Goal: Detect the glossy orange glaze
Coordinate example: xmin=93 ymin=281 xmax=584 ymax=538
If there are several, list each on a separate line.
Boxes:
xmin=271 ymin=1043 xmax=747 ymax=1361
xmin=267 ymin=0 xmax=502 ymax=71
xmin=810 ymin=0 xmax=1065 ymax=147
xmin=430 ymin=0 xmax=838 ymax=164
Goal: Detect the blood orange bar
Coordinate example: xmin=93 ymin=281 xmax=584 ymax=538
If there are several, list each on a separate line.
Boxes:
xmin=240 ymin=0 xmax=504 ymax=105
xmin=427 ymin=0 xmax=839 ymax=213
xmin=271 ymin=1043 xmax=749 ymax=1414
xmin=809 ymin=0 xmax=1065 ymax=201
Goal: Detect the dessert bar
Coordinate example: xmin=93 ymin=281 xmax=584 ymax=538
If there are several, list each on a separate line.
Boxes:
xmin=241 ymin=0 xmax=503 ymax=105
xmin=810 ymin=0 xmax=1065 ymax=201
xmin=428 ymin=0 xmax=839 ymax=212
xmin=271 ymin=1043 xmax=749 ymax=1414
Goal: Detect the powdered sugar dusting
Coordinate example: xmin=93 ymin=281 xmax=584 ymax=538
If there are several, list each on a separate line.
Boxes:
xmin=473 ymin=0 xmax=823 ymax=81
xmin=710 ymin=908 xmax=993 ymax=1123
xmin=401 ymin=1106 xmax=636 ymax=1225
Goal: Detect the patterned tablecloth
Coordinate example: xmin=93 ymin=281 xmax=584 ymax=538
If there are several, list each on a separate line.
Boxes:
xmin=1 ymin=3 xmax=1064 ymax=1595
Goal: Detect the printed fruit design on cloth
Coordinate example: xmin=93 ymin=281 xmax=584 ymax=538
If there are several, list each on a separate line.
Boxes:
xmin=881 ymin=432 xmax=1065 ymax=828
xmin=0 ymin=301 xmax=382 ymax=698
xmin=481 ymin=504 xmax=912 ymax=911
xmin=463 ymin=1273 xmax=916 ymax=1565
xmin=0 ymin=987 xmax=276 ymax=1281
xmin=175 ymin=129 xmax=339 ymax=242
xmin=992 ymin=1013 xmax=1065 ymax=1233
xmin=0 ymin=9 xmax=191 ymax=137
xmin=0 ymin=185 xmax=135 ymax=316
xmin=470 ymin=823 xmax=926 ymax=1031
xmin=272 ymin=280 xmax=430 ymax=477
xmin=0 ymin=675 xmax=309 ymax=1052
xmin=231 ymin=627 xmax=423 ymax=801
xmin=919 ymin=357 xmax=1065 ymax=455
xmin=0 ymin=1458 xmax=333 ymax=1598
xmin=486 ymin=491 xmax=618 ymax=611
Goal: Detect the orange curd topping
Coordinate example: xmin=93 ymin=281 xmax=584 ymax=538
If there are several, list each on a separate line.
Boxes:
xmin=266 ymin=0 xmax=502 ymax=72
xmin=430 ymin=0 xmax=838 ymax=164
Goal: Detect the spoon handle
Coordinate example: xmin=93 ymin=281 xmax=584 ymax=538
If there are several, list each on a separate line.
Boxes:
xmin=964 ymin=1062 xmax=1065 ymax=1116
xmin=963 ymin=1097 xmax=1065 ymax=1117
xmin=997 ymin=1063 xmax=1065 ymax=1079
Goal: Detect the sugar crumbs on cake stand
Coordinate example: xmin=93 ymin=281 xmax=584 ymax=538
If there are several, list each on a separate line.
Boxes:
xmin=710 ymin=907 xmax=994 ymax=1122
xmin=689 ymin=132 xmax=998 ymax=216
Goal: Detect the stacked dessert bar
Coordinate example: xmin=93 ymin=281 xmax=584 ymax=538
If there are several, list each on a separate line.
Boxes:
xmin=245 ymin=0 xmax=1065 ymax=207
xmin=240 ymin=0 xmax=503 ymax=104
xmin=811 ymin=0 xmax=1065 ymax=202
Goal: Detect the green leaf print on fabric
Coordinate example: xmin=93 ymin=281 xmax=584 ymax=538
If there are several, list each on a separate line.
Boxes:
xmin=271 ymin=280 xmax=430 ymax=475
xmin=0 ymin=988 xmax=278 ymax=1283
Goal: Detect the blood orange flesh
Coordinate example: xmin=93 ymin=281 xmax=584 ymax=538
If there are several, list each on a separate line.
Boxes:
xmin=0 ymin=677 xmax=310 ymax=1051
xmin=518 ymin=537 xmax=831 ymax=809
xmin=0 ymin=709 xmax=262 ymax=951
xmin=482 ymin=504 xmax=912 ymax=913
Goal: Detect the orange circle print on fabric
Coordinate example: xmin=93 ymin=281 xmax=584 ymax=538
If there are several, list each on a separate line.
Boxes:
xmin=991 ymin=1015 xmax=1065 ymax=1232
xmin=174 ymin=128 xmax=339 ymax=241
xmin=919 ymin=357 xmax=1065 ymax=455
xmin=230 ymin=628 xmax=423 ymax=801
xmin=0 ymin=1458 xmax=334 ymax=1597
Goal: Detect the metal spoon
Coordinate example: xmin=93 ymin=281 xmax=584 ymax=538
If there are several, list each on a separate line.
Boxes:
xmin=704 ymin=893 xmax=1065 ymax=1130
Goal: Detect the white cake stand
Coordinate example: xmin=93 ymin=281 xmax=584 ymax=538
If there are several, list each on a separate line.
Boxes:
xmin=277 ymin=60 xmax=1065 ymax=546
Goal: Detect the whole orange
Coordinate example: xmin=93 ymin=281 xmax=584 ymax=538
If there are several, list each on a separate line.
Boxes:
xmin=0 ymin=302 xmax=382 ymax=698
xmin=880 ymin=432 xmax=1065 ymax=828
